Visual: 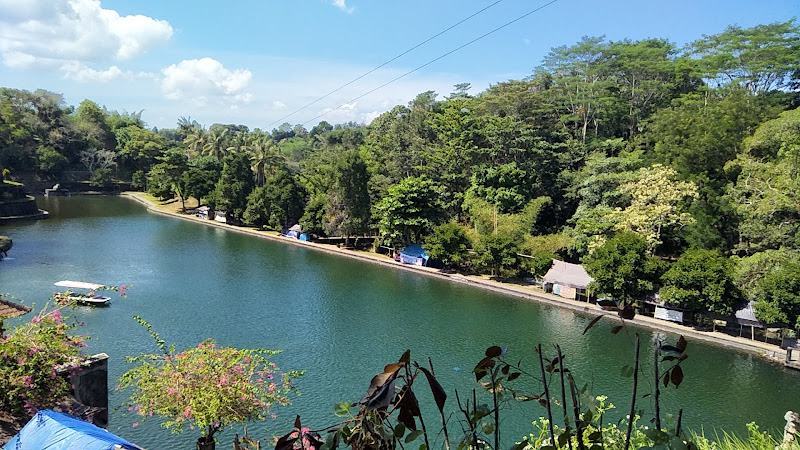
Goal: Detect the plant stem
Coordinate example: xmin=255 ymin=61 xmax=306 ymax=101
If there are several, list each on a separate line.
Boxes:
xmin=567 ymin=372 xmax=585 ymax=450
xmin=538 ymin=344 xmax=556 ymax=447
xmin=429 ymin=358 xmax=450 ymax=450
xmin=676 ymin=408 xmax=683 ymax=436
xmin=624 ymin=334 xmax=640 ymax=450
xmin=490 ymin=368 xmax=500 ymax=450
xmin=556 ymin=345 xmax=573 ymax=450
xmin=654 ymin=341 xmax=661 ymax=430
xmin=456 ymin=390 xmax=478 ymax=449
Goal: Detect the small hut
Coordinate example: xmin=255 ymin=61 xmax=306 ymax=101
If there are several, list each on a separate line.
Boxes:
xmin=735 ymin=301 xmax=765 ymax=340
xmin=542 ymin=260 xmax=594 ymax=302
xmin=214 ymin=210 xmax=227 ymax=223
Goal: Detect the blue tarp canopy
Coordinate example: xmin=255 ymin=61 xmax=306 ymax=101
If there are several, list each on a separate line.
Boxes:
xmin=4 ymin=410 xmax=140 ymax=450
xmin=399 ymin=244 xmax=429 ymax=266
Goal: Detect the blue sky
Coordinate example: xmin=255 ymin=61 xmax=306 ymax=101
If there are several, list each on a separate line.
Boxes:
xmin=1 ymin=0 xmax=797 ymax=131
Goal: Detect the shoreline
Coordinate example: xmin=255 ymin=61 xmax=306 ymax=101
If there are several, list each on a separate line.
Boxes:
xmin=121 ymin=192 xmax=789 ymax=364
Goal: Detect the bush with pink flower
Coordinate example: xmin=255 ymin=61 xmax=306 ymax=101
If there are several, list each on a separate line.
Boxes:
xmin=117 ymin=317 xmax=302 ymax=446
xmin=0 ymin=300 xmax=87 ymax=417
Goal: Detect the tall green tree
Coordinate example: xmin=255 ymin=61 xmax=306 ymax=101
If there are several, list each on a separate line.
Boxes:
xmin=147 ymin=149 xmax=189 ymax=209
xmin=244 ymin=167 xmax=306 ymax=229
xmin=727 ymin=154 xmax=800 ymax=252
xmin=475 ymin=232 xmax=520 ymax=278
xmin=214 ymin=153 xmax=255 ymax=222
xmin=659 ymin=249 xmax=740 ymax=315
xmin=755 ymin=261 xmax=800 ymax=330
xmin=377 ymin=176 xmax=441 ymax=248
xmin=537 ymin=36 xmax=612 ymax=143
xmin=324 ymin=151 xmax=371 ymax=245
xmin=610 ymin=164 xmax=698 ymax=255
xmin=688 ymin=19 xmax=800 ymax=94
xmin=584 ymin=232 xmax=664 ymax=303
xmin=74 ymin=99 xmax=115 ymax=152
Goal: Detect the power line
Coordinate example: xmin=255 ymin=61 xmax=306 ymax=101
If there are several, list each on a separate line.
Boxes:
xmin=301 ymin=0 xmax=558 ymax=127
xmin=266 ymin=0 xmax=506 ymax=130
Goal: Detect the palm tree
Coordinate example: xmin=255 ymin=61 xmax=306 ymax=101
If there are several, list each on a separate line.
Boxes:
xmin=183 ymin=126 xmax=207 ymax=159
xmin=202 ymin=127 xmax=229 ymax=160
xmin=226 ymin=130 xmax=248 ymax=156
xmin=249 ymin=137 xmax=283 ymax=185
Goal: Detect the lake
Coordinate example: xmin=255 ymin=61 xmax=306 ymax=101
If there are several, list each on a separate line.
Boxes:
xmin=0 ymin=196 xmax=798 ymax=449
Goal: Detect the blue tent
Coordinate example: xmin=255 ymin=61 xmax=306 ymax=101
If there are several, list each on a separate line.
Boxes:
xmin=4 ymin=410 xmax=140 ymax=450
xmin=399 ymin=244 xmax=429 ymax=266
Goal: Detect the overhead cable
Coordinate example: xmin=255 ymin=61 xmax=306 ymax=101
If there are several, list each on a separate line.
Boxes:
xmin=266 ymin=0 xmax=506 ymax=129
xmin=301 ymin=0 xmax=559 ymax=127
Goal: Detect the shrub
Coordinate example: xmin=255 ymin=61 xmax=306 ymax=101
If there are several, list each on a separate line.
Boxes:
xmin=118 ymin=318 xmax=303 ymax=445
xmin=0 ymin=300 xmax=87 ymax=417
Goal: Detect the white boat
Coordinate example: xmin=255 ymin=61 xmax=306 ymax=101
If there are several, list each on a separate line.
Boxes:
xmin=54 ymin=280 xmax=111 ymax=306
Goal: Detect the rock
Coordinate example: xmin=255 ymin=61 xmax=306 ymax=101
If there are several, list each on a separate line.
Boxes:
xmin=0 ymin=236 xmax=12 ymax=257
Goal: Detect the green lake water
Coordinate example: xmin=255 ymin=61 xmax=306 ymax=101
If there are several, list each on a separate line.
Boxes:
xmin=0 ymin=196 xmax=798 ymax=448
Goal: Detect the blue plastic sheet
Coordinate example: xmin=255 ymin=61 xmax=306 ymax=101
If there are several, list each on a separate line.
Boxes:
xmin=4 ymin=410 xmax=140 ymax=450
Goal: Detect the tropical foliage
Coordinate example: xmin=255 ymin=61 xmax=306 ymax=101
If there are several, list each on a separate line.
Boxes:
xmin=1 ymin=19 xmax=799 ymax=325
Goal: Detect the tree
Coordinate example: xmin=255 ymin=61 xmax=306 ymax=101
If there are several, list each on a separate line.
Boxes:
xmin=688 ymin=19 xmax=800 ymax=94
xmin=183 ymin=125 xmax=207 ymax=158
xmin=116 ymin=125 xmax=172 ymax=174
xmin=423 ymin=222 xmax=472 ymax=270
xmin=466 ymin=162 xmax=529 ymax=214
xmin=744 ymin=106 xmax=800 ymax=172
xmin=36 ymin=145 xmax=68 ymax=177
xmin=733 ymin=249 xmax=800 ymax=300
xmin=602 ymin=38 xmax=684 ymax=138
xmin=377 ymin=176 xmax=440 ymax=248
xmin=727 ymin=155 xmax=800 ymax=252
xmin=214 ymin=153 xmax=255 ymax=223
xmin=659 ymin=249 xmax=740 ymax=315
xmin=244 ymin=167 xmax=307 ymax=229
xmin=536 ymin=36 xmax=612 ymax=143
xmin=754 ymin=261 xmax=800 ymax=330
xmin=202 ymin=126 xmax=230 ymax=160
xmin=610 ymin=164 xmax=698 ymax=254
xmin=79 ymin=147 xmax=117 ymax=172
xmin=475 ymin=232 xmax=520 ymax=278
xmin=584 ymin=232 xmax=664 ymax=303
xmin=324 ymin=151 xmax=371 ymax=245
xmin=74 ymin=99 xmax=115 ymax=152
xmin=118 ymin=319 xmax=301 ymax=448
xmin=181 ymin=169 xmax=214 ymax=208
xmin=248 ymin=137 xmax=282 ymax=186
xmin=89 ymin=168 xmax=113 ymax=189
xmin=148 ymin=149 xmax=189 ymax=209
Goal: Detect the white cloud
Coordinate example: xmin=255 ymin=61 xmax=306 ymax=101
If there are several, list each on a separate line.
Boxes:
xmin=161 ymin=57 xmax=253 ymax=106
xmin=61 ymin=62 xmax=127 ymax=82
xmin=0 ymin=0 xmax=172 ymax=69
xmin=272 ymin=101 xmax=287 ymax=109
xmin=331 ymin=0 xmax=354 ymax=14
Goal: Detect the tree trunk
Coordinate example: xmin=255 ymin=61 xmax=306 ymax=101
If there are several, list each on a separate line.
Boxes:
xmin=197 ymin=436 xmax=215 ymax=450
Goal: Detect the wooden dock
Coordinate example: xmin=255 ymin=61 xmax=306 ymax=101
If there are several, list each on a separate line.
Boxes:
xmin=786 ymin=347 xmax=800 ymax=370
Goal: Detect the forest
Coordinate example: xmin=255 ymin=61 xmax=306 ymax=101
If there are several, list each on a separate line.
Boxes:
xmin=1 ymin=20 xmax=799 ymax=329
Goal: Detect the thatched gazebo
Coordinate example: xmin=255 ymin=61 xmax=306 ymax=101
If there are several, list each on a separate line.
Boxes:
xmin=0 ymin=297 xmax=31 ymax=335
